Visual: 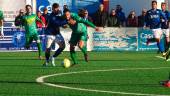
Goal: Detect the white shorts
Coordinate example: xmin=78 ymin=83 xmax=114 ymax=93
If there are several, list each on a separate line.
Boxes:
xmin=151 ymin=28 xmax=162 ymax=39
xmin=162 ymin=29 xmax=170 ymax=38
xmin=46 ymin=34 xmax=65 ymax=49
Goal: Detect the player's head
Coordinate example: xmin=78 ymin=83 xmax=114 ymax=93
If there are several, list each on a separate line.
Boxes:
xmin=151 ymin=1 xmax=157 ymax=9
xmin=25 ymin=5 xmax=32 ymax=14
xmin=64 ymin=9 xmax=71 ymax=20
xmin=161 ymin=2 xmax=166 ymax=11
xmin=52 ymin=3 xmax=60 ymax=14
xmin=37 ymin=11 xmax=42 ymax=17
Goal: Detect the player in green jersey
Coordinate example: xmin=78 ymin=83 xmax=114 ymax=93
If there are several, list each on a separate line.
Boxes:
xmin=22 ymin=5 xmax=43 ymax=59
xmin=64 ymin=9 xmax=99 ymax=65
xmin=0 ymin=10 xmax=4 ymax=37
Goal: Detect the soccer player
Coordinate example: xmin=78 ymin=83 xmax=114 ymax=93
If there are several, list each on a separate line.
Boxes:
xmin=64 ymin=9 xmax=99 ymax=65
xmin=145 ymin=1 xmax=167 ymax=56
xmin=44 ymin=3 xmax=74 ymax=66
xmin=161 ymin=3 xmax=170 ymax=52
xmin=21 ymin=5 xmax=43 ymax=59
xmin=0 ymin=9 xmax=4 ymax=38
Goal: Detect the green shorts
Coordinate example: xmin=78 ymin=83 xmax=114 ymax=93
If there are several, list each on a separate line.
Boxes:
xmin=69 ymin=33 xmax=87 ymax=46
xmin=25 ymin=33 xmax=40 ymax=46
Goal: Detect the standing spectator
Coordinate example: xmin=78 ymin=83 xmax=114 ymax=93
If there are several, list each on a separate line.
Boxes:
xmin=138 ymin=9 xmax=147 ymax=27
xmin=93 ymin=4 xmax=108 ymax=27
xmin=79 ymin=9 xmax=93 ymax=23
xmin=36 ymin=11 xmax=46 ymax=28
xmin=107 ymin=9 xmax=120 ymax=27
xmin=116 ymin=5 xmax=126 ymax=27
xmin=42 ymin=8 xmax=50 ymax=26
xmin=63 ymin=4 xmax=69 ymax=13
xmin=0 ymin=9 xmax=4 ymax=37
xmin=15 ymin=9 xmax=25 ymax=27
xmin=126 ymin=11 xmax=138 ymax=27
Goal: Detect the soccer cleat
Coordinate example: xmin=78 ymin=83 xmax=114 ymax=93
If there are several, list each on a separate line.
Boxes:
xmin=39 ymin=56 xmax=43 ymax=60
xmin=43 ymin=60 xmax=49 ymax=67
xmin=84 ymin=54 xmax=88 ymax=62
xmin=165 ymin=50 xmax=170 ymax=61
xmin=50 ymin=56 xmax=56 ymax=66
xmin=162 ymin=52 xmax=166 ymax=57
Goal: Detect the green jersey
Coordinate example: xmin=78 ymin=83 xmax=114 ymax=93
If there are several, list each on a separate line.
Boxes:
xmin=69 ymin=13 xmax=96 ymax=34
xmin=22 ymin=14 xmax=42 ymax=35
xmin=0 ymin=10 xmax=4 ymax=20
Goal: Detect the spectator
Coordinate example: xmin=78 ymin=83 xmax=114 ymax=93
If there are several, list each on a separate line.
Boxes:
xmin=138 ymin=9 xmax=147 ymax=27
xmin=116 ymin=5 xmax=126 ymax=27
xmin=93 ymin=4 xmax=108 ymax=27
xmin=42 ymin=8 xmax=50 ymax=26
xmin=36 ymin=11 xmax=46 ymax=28
xmin=126 ymin=11 xmax=138 ymax=27
xmin=14 ymin=9 xmax=25 ymax=27
xmin=79 ymin=9 xmax=93 ymax=23
xmin=63 ymin=4 xmax=69 ymax=13
xmin=107 ymin=9 xmax=120 ymax=27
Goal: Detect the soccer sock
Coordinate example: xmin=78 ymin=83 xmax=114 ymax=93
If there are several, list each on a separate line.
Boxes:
xmin=45 ymin=50 xmax=50 ymax=61
xmin=157 ymin=42 xmax=165 ymax=53
xmin=53 ymin=48 xmax=64 ymax=58
xmin=79 ymin=45 xmax=87 ymax=55
xmin=70 ymin=50 xmax=77 ymax=64
xmin=37 ymin=42 xmax=42 ymax=56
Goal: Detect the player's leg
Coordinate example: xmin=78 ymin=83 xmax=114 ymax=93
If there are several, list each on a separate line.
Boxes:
xmin=34 ymin=34 xmax=43 ymax=59
xmin=165 ymin=29 xmax=170 ymax=51
xmin=51 ymin=34 xmax=66 ymax=66
xmin=70 ymin=34 xmax=79 ymax=65
xmin=25 ymin=35 xmax=33 ymax=49
xmin=153 ymin=29 xmax=165 ymax=54
xmin=78 ymin=34 xmax=88 ymax=62
xmin=44 ymin=35 xmax=55 ymax=65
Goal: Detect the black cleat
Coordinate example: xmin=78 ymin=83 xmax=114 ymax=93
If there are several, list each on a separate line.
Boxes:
xmin=165 ymin=50 xmax=170 ymax=61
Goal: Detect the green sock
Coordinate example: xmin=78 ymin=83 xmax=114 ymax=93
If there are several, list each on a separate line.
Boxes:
xmin=80 ymin=45 xmax=87 ymax=55
xmin=37 ymin=42 xmax=42 ymax=56
xmin=70 ymin=50 xmax=78 ymax=64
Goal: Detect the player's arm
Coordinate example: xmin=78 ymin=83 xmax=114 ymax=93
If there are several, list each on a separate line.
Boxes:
xmin=71 ymin=13 xmax=96 ymax=28
xmin=53 ymin=16 xmax=68 ymax=26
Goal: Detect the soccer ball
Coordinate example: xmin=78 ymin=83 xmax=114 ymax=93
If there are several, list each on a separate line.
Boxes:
xmin=62 ymin=58 xmax=71 ymax=68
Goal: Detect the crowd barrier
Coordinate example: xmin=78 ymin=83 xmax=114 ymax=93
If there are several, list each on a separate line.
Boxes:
xmin=0 ymin=27 xmax=162 ymax=52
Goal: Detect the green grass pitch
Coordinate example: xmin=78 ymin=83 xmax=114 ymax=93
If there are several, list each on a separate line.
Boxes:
xmin=0 ymin=51 xmax=170 ymax=96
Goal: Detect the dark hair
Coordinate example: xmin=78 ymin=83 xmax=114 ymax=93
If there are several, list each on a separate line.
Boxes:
xmin=78 ymin=9 xmax=86 ymax=17
xmin=63 ymin=8 xmax=70 ymax=13
xmin=152 ymin=1 xmax=157 ymax=4
xmin=25 ymin=5 xmax=32 ymax=9
xmin=161 ymin=2 xmax=166 ymax=5
xmin=52 ymin=3 xmax=59 ymax=9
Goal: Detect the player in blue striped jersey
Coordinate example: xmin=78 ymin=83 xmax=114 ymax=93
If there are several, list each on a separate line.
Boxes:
xmin=145 ymin=1 xmax=167 ymax=56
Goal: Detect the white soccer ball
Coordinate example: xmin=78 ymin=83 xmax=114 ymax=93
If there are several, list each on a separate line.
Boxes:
xmin=62 ymin=58 xmax=71 ymax=68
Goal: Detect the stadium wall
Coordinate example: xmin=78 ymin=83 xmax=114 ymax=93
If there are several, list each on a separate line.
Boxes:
xmin=0 ymin=27 xmax=160 ymax=52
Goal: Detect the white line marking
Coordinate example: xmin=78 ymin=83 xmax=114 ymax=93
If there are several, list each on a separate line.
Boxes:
xmin=36 ymin=67 xmax=170 ymax=96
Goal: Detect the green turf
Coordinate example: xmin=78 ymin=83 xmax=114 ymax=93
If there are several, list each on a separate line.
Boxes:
xmin=0 ymin=51 xmax=170 ymax=96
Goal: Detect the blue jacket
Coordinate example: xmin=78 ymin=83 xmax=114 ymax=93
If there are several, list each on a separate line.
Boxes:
xmin=145 ymin=9 xmax=167 ymax=29
xmin=45 ymin=12 xmax=68 ymax=35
